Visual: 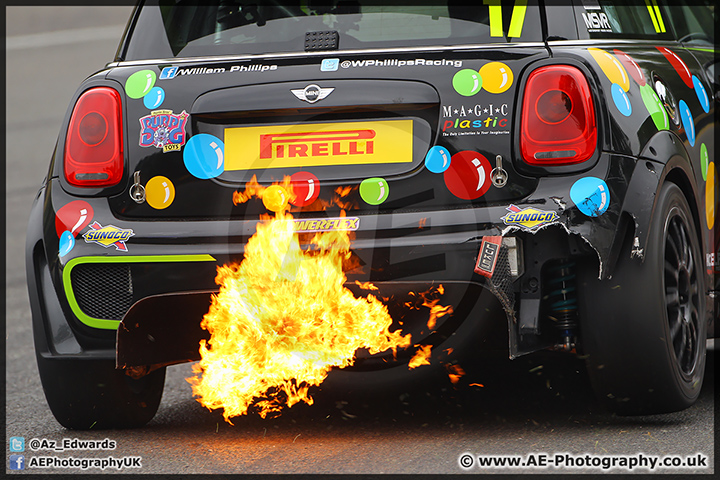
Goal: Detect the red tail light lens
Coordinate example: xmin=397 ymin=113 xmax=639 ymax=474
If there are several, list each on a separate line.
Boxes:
xmin=521 ymin=65 xmax=596 ymax=166
xmin=64 ymin=87 xmax=123 ymax=187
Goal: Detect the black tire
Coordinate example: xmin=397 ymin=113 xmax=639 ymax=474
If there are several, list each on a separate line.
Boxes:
xmin=36 ymin=355 xmax=165 ymax=429
xmin=578 ymin=182 xmax=706 ymax=415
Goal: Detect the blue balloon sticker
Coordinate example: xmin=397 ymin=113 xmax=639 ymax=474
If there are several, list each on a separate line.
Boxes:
xmin=59 ymin=230 xmax=75 ymax=257
xmin=143 ymin=86 xmax=165 ymax=109
xmin=570 ymin=177 xmax=610 ymax=217
xmin=692 ymin=75 xmax=709 ymax=114
xmin=611 ymin=83 xmax=632 ymax=116
xmin=678 ymin=100 xmax=695 ymax=146
xmin=425 ymin=146 xmax=451 ymax=173
xmin=183 ymin=134 xmax=225 ymax=179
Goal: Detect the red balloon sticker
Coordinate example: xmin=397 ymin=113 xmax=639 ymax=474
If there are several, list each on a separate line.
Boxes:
xmin=55 ymin=200 xmax=94 ymax=238
xmin=443 ymin=151 xmax=492 ymax=200
xmin=289 ymin=171 xmax=320 ymax=206
xmin=613 ymin=49 xmax=645 ymax=86
xmin=656 ymin=46 xmax=693 ymax=89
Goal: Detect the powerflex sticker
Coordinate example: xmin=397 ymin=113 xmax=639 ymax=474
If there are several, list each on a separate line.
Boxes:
xmin=678 ymin=100 xmax=695 ymax=146
xmin=125 ymin=70 xmax=156 ymax=99
xmin=478 ymin=62 xmax=514 ymax=94
xmin=55 ymin=200 xmax=94 ymax=238
xmin=588 ymin=48 xmax=629 ymax=92
xmin=656 ymin=47 xmax=693 ymax=89
xmin=425 ymin=146 xmax=451 ymax=173
xmin=294 ymin=217 xmax=359 ymax=233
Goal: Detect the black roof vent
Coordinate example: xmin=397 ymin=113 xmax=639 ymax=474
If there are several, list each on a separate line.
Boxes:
xmin=305 ymin=30 xmax=339 ymax=51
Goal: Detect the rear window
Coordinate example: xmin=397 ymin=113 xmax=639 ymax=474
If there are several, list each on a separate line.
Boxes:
xmin=123 ymin=0 xmax=543 ymax=61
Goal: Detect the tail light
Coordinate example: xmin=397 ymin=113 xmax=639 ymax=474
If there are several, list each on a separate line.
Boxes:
xmin=521 ymin=65 xmax=596 ymax=166
xmin=64 ymin=87 xmax=124 ymax=187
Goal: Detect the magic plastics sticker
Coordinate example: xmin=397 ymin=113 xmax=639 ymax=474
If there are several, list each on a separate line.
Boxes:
xmin=139 ymin=110 xmax=188 ymax=152
xmin=501 ymin=205 xmax=559 ymax=231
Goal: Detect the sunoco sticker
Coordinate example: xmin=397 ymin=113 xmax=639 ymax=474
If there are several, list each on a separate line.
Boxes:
xmin=501 ymin=205 xmax=558 ymax=231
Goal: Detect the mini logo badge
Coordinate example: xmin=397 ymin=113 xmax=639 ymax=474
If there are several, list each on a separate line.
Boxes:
xmin=321 ymin=58 xmax=340 ymax=72
xmin=501 ymin=205 xmax=559 ymax=231
xmin=291 ymin=84 xmax=334 ymax=103
xmin=83 ymin=222 xmax=134 ymax=252
xmin=139 ymin=110 xmax=188 ymax=152
xmin=159 ymin=66 xmax=179 ymax=79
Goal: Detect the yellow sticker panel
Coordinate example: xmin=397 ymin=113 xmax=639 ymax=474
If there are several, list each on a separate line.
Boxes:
xmin=224 ymin=119 xmax=413 ymax=171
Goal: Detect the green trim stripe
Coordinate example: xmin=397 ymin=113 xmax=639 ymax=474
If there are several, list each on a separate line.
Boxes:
xmin=652 ymin=1 xmax=666 ymax=33
xmin=63 ymin=254 xmax=216 ymax=330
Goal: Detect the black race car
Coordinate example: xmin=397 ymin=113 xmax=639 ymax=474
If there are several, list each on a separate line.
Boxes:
xmin=26 ymin=0 xmax=717 ymax=429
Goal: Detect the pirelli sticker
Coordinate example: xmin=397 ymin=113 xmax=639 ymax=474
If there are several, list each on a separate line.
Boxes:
xmin=224 ymin=120 xmax=413 ymax=170
xmin=294 ymin=217 xmax=359 ymax=233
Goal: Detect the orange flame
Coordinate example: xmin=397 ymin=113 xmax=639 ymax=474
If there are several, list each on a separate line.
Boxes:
xmin=408 ymin=345 xmax=432 ymax=369
xmin=446 ymin=364 xmax=465 ymax=384
xmin=188 ymin=210 xmax=411 ymax=421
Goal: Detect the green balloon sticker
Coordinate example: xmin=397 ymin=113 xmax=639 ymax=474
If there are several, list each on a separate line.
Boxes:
xmin=640 ymin=84 xmax=668 ymax=131
xmin=701 ymin=143 xmax=708 ymax=181
xmin=359 ymin=177 xmax=389 ymax=205
xmin=452 ymin=69 xmax=483 ymax=97
xmin=125 ymin=70 xmax=157 ymax=99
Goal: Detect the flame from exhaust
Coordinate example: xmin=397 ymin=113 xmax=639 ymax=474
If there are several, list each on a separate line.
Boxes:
xmin=408 ymin=344 xmax=432 ymax=369
xmin=188 ymin=209 xmax=411 ymax=421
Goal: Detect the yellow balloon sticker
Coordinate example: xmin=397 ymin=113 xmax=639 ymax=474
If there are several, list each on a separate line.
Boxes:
xmin=479 ymin=62 xmax=514 ymax=94
xmin=262 ymin=185 xmax=289 ymax=213
xmin=707 ymin=162 xmax=716 ymax=230
xmin=588 ymin=48 xmax=630 ymax=92
xmin=146 ymin=176 xmax=175 ymax=209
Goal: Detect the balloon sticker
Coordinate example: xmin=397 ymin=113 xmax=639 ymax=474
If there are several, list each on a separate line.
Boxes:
xmin=452 ymin=69 xmax=482 ymax=96
xmin=425 ymin=146 xmax=451 ymax=173
xmin=613 ymin=49 xmax=645 ymax=86
xmin=183 ymin=134 xmax=225 ymax=179
xmin=143 ymin=86 xmax=165 ymax=110
xmin=443 ymin=151 xmax=492 ymax=200
xmin=588 ymin=48 xmax=629 ymax=92
xmin=125 ymin=70 xmax=157 ymax=99
xmin=640 ymin=84 xmax=668 ymax=131
xmin=479 ymin=62 xmax=513 ymax=94
xmin=678 ymin=100 xmax=695 ymax=147
xmin=262 ymin=185 xmax=290 ymax=212
xmin=360 ymin=177 xmax=389 ymax=205
xmin=59 ymin=231 xmax=75 ymax=257
xmin=289 ymin=171 xmax=320 ymax=207
xmin=55 ymin=200 xmax=94 ymax=238
xmin=570 ymin=177 xmax=610 ymax=217
xmin=656 ymin=47 xmax=693 ymax=89
xmin=146 ymin=176 xmax=175 ymax=209
xmin=692 ymin=76 xmax=709 ymax=114
xmin=611 ymin=83 xmax=632 ymax=116
xmin=700 ymin=143 xmax=708 ymax=181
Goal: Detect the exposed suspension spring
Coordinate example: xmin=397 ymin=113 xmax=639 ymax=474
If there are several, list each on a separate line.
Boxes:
xmin=546 ymin=260 xmax=578 ymax=351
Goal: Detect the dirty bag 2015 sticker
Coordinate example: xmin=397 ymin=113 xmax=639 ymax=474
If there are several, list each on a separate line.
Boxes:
xmin=139 ymin=110 xmax=188 ymax=152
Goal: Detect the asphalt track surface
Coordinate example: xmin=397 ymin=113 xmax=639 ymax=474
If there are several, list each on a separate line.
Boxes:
xmin=4 ymin=5 xmax=716 ymax=476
